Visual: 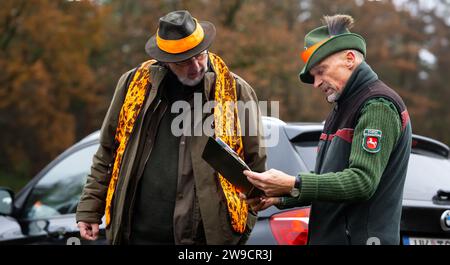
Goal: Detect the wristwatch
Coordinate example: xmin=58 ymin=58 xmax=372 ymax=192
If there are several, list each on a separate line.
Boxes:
xmin=289 ymin=174 xmax=302 ymax=197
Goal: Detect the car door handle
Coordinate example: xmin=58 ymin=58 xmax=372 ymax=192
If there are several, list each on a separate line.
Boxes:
xmin=46 ymin=227 xmax=68 ymax=239
xmin=433 ymin=189 xmax=450 ymax=205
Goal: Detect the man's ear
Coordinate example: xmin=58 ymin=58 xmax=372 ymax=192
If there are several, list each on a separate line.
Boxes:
xmin=345 ymin=50 xmax=356 ymax=69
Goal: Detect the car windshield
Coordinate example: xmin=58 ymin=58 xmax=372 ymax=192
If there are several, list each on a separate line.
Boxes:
xmin=22 ymin=144 xmax=98 ymax=220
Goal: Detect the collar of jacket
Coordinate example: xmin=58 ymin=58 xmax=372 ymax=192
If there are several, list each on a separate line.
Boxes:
xmin=337 ymin=61 xmax=379 ymax=105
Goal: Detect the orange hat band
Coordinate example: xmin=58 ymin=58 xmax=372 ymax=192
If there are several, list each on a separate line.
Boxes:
xmin=300 ymin=38 xmax=330 ymax=63
xmin=156 ymin=19 xmax=204 ymax=54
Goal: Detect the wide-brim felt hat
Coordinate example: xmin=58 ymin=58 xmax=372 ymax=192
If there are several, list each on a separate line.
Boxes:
xmin=299 ymin=24 xmax=366 ymax=84
xmin=145 ymin=10 xmax=216 ymax=63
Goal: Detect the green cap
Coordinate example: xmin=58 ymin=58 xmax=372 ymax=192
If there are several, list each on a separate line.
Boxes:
xmin=299 ymin=15 xmax=366 ymax=84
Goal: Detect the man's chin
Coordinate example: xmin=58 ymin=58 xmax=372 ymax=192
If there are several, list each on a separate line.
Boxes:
xmin=179 ymin=75 xmax=205 ymax=86
xmin=180 ymin=78 xmax=202 ymax=86
xmin=326 ymin=93 xmax=340 ymax=103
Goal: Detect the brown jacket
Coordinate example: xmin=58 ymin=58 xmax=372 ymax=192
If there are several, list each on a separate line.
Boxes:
xmin=76 ymin=63 xmax=267 ymax=244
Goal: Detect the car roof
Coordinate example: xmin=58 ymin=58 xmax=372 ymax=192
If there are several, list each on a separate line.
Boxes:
xmin=77 ymin=130 xmax=100 ymax=146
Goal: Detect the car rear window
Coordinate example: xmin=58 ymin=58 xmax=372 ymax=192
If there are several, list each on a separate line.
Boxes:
xmin=403 ymin=153 xmax=450 ymax=201
xmin=292 ymin=141 xmax=318 ymax=172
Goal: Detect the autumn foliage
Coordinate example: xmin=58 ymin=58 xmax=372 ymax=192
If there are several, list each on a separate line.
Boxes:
xmin=1 ymin=0 xmax=449 ymax=189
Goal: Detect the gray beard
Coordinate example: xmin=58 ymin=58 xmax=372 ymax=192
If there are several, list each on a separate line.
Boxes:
xmin=177 ymin=69 xmax=207 ymax=86
xmin=177 ymin=75 xmax=204 ymax=86
xmin=327 ymin=92 xmax=341 ymax=103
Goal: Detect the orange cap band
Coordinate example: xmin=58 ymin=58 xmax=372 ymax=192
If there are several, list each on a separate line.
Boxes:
xmin=156 ymin=19 xmax=204 ymax=54
xmin=300 ymin=38 xmax=330 ymax=63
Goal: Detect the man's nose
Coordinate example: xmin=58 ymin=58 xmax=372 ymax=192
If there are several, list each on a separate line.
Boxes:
xmin=313 ymin=77 xmax=322 ymax=89
xmin=189 ymin=59 xmax=201 ymax=71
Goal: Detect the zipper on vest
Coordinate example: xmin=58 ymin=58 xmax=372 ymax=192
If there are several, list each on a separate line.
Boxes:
xmin=328 ymin=104 xmax=339 ymax=130
xmin=316 ymin=104 xmax=339 ymax=172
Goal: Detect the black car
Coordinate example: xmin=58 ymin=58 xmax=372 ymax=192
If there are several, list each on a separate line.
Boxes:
xmin=1 ymin=117 xmax=450 ymax=245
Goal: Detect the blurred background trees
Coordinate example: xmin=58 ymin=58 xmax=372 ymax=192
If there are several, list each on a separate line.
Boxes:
xmin=1 ymin=0 xmax=449 ymax=191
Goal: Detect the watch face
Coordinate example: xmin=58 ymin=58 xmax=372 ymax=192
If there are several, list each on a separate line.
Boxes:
xmin=290 ymin=188 xmax=300 ymax=197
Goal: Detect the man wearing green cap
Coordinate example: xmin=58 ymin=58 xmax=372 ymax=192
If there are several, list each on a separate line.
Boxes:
xmin=243 ymin=14 xmax=412 ymax=245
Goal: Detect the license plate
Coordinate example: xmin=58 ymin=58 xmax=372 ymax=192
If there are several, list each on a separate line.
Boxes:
xmin=403 ymin=236 xmax=450 ymax=245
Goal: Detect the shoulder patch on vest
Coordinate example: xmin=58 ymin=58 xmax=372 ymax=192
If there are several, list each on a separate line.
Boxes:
xmin=362 ymin=129 xmax=382 ymax=153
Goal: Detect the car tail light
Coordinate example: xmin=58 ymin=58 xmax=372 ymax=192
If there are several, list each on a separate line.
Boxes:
xmin=269 ymin=207 xmax=310 ymax=245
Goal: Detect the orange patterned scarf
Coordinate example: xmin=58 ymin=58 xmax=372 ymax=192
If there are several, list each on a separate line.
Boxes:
xmin=104 ymin=59 xmax=156 ymax=227
xmin=104 ymin=53 xmax=248 ymax=234
xmin=209 ymin=53 xmax=248 ymax=234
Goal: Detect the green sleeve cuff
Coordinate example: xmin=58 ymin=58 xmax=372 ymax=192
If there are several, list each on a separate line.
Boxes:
xmin=277 ymin=196 xmax=294 ymax=209
xmin=297 ymin=172 xmax=319 ymax=202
